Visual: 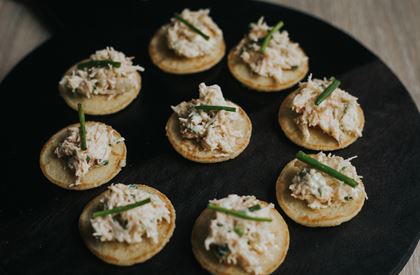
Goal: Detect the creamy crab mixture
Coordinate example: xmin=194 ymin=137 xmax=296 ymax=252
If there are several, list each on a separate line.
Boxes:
xmin=166 ymin=9 xmax=223 ymax=58
xmin=290 ymin=152 xmax=367 ymax=209
xmin=171 ymin=83 xmax=242 ymax=155
xmin=236 ymin=17 xmax=307 ymax=81
xmin=60 ymin=47 xmax=144 ymax=99
xmin=205 ymin=195 xmax=277 ymax=275
xmin=291 ymin=75 xmax=362 ymax=144
xmin=91 ymin=184 xmax=170 ymax=244
xmin=55 ymin=123 xmax=125 ymax=186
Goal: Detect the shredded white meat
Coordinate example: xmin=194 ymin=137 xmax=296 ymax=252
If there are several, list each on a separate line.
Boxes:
xmin=290 ymin=152 xmax=367 ymax=209
xmin=291 ymin=75 xmax=362 ymax=144
xmin=236 ymin=17 xmax=307 ymax=81
xmin=166 ymin=9 xmax=223 ymax=58
xmin=171 ymin=83 xmax=242 ymax=155
xmin=59 ymin=47 xmax=144 ymax=99
xmin=204 ymin=195 xmax=277 ymax=275
xmin=91 ymin=184 xmax=170 ymax=244
xmin=55 ymin=123 xmax=124 ymax=186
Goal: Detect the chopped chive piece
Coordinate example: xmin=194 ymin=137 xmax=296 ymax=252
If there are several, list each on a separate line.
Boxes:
xmin=344 ymin=196 xmax=353 ymax=201
xmin=291 ymin=65 xmax=299 ymax=70
xmin=234 ymin=227 xmax=244 ymax=237
xmin=101 ymin=160 xmax=109 ymax=166
xmin=92 ymin=198 xmax=151 ymax=218
xmin=212 ymin=244 xmax=230 ymax=257
xmin=298 ymin=170 xmax=307 ymax=178
xmin=260 ymin=20 xmax=284 ymax=53
xmin=174 ymin=13 xmax=210 ymax=40
xmin=77 ymin=60 xmax=121 ymax=70
xmin=86 ymin=156 xmax=90 ymax=162
xmin=208 ymin=203 xmax=272 ymax=222
xmin=315 ymin=77 xmax=341 ymax=105
xmin=248 ymin=204 xmax=261 ymax=212
xmin=296 ymin=151 xmax=358 ymax=188
xmin=78 ymin=103 xmax=87 ymax=151
xmin=195 ymin=105 xmax=236 ymax=112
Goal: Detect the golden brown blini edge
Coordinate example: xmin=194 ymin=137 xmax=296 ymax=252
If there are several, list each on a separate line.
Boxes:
xmin=39 ymin=121 xmax=126 ymax=191
xmin=191 ymin=201 xmax=289 ymax=275
xmin=79 ymin=184 xmax=176 ymax=266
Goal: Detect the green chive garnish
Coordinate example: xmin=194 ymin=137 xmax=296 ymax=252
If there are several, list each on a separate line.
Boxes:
xmin=78 ymin=103 xmax=87 ymax=151
xmin=174 ymin=13 xmax=210 ymax=40
xmin=77 ymin=60 xmax=121 ymax=70
xmin=296 ymin=151 xmax=358 ymax=188
xmin=260 ymin=20 xmax=284 ymax=53
xmin=92 ymin=197 xmax=151 ymax=218
xmin=208 ymin=203 xmax=272 ymax=222
xmin=195 ymin=105 xmax=236 ymax=112
xmin=315 ymin=77 xmax=341 ymax=105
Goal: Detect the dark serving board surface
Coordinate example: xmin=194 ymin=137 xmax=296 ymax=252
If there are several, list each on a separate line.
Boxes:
xmin=2 ymin=1 xmax=420 ymax=274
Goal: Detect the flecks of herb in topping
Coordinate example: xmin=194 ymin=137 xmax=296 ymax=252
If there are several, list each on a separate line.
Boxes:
xmin=318 ymin=188 xmax=323 ymax=196
xmin=343 ymin=103 xmax=349 ymax=114
xmin=93 ymin=84 xmax=97 ymax=91
xmin=234 ymin=227 xmax=244 ymax=237
xmin=298 ymin=170 xmax=307 ymax=178
xmin=128 ymin=184 xmax=137 ymax=189
xmin=256 ymin=37 xmax=265 ymax=45
xmin=212 ymin=244 xmax=230 ymax=258
xmin=291 ymin=65 xmax=299 ymax=70
xmin=340 ymin=103 xmax=349 ymax=122
xmin=86 ymin=156 xmax=90 ymax=162
xmin=112 ymin=214 xmax=128 ymax=229
xmin=341 ymin=166 xmax=347 ymax=171
xmin=240 ymin=42 xmax=255 ymax=56
xmin=101 ymin=160 xmax=109 ymax=166
xmin=248 ymin=204 xmax=261 ymax=212
xmin=108 ymin=143 xmax=112 ymax=147
xmin=216 ymin=222 xmax=223 ymax=227
xmin=344 ymin=196 xmax=353 ymax=201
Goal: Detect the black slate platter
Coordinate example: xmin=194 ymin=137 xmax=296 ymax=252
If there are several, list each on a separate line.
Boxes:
xmin=2 ymin=1 xmax=420 ymax=274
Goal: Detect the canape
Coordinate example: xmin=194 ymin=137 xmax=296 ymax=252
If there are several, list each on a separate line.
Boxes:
xmin=59 ymin=47 xmax=144 ymax=115
xmin=278 ymin=75 xmax=365 ymax=150
xmin=192 ymin=194 xmax=289 ymax=275
xmin=149 ymin=9 xmax=225 ymax=74
xmin=40 ymin=104 xmax=126 ymax=190
xmin=79 ymin=183 xmax=176 ymax=265
xmin=228 ymin=17 xmax=308 ymax=92
xmin=166 ymin=82 xmax=252 ymax=163
xmin=276 ymin=151 xmax=367 ymax=227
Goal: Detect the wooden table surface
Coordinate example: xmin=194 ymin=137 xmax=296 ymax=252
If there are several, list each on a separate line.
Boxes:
xmin=0 ymin=0 xmax=418 ymax=274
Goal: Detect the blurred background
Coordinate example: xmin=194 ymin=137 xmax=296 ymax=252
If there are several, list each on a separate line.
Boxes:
xmin=0 ymin=0 xmax=418 ymax=274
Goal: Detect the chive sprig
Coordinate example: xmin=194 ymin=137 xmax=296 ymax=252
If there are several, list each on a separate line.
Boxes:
xmin=315 ymin=77 xmax=341 ymax=105
xmin=296 ymin=151 xmax=358 ymax=188
xmin=174 ymin=13 xmax=210 ymax=40
xmin=92 ymin=197 xmax=151 ymax=218
xmin=208 ymin=203 xmax=272 ymax=222
xmin=260 ymin=20 xmax=284 ymax=53
xmin=195 ymin=105 xmax=236 ymax=112
xmin=77 ymin=60 xmax=121 ymax=70
xmin=78 ymin=103 xmax=87 ymax=151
